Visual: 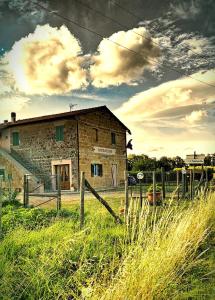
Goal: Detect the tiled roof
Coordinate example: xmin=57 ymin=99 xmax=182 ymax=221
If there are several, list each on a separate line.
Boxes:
xmin=0 ymin=105 xmax=131 ymax=133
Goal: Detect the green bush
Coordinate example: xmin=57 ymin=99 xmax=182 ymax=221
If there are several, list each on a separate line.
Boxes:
xmin=147 ymin=184 xmax=162 ymax=193
xmin=1 ymin=207 xmax=79 ymax=235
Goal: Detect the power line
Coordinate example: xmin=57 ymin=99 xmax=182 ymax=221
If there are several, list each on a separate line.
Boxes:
xmin=33 ymin=1 xmax=215 ymax=89
xmin=112 ymin=1 xmax=213 ymax=58
xmin=74 ymin=0 xmax=214 ymax=71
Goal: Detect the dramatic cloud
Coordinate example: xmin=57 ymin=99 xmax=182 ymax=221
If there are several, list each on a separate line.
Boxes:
xmin=115 ymin=69 xmax=215 ymax=157
xmin=0 ymin=0 xmax=48 ymax=24
xmin=115 ymin=69 xmax=215 ymax=121
xmin=90 ymin=27 xmax=160 ymax=88
xmin=6 ymin=24 xmax=88 ymax=95
xmin=184 ymin=109 xmax=208 ymax=124
xmin=180 ymin=37 xmax=212 ymax=56
xmin=170 ymin=0 xmax=201 ymax=20
xmin=0 ymin=94 xmax=30 ymax=121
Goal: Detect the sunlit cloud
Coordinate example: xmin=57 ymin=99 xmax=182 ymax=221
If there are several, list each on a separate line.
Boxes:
xmin=115 ymin=69 xmax=215 ymax=122
xmin=0 ymin=94 xmax=30 ymax=121
xmin=90 ymin=27 xmax=160 ymax=88
xmin=6 ymin=24 xmax=88 ymax=95
xmin=184 ymin=109 xmax=208 ymax=124
xmin=115 ymin=69 xmax=215 ymax=157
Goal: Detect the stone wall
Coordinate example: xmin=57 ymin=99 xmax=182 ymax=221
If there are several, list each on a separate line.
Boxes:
xmin=0 ymin=154 xmax=23 ymax=190
xmin=1 ymin=108 xmax=128 ymax=191
xmin=10 ymin=119 xmax=79 ymax=189
xmin=0 ymin=128 xmax=10 ymax=151
xmin=78 ymin=109 xmax=127 ymax=188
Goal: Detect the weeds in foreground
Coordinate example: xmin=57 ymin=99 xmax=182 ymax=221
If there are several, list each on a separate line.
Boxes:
xmin=89 ymin=194 xmax=215 ymax=299
xmin=0 ymin=194 xmax=214 ymax=299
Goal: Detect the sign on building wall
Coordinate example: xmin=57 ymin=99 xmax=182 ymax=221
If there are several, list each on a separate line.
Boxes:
xmin=93 ymin=147 xmax=116 ymax=155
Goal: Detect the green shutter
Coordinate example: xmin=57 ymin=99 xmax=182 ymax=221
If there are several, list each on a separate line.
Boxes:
xmin=0 ymin=169 xmax=5 ymax=181
xmin=56 ymin=126 xmax=64 ymax=141
xmin=12 ymin=132 xmax=19 ymax=146
xmin=91 ymin=164 xmax=94 ymax=177
xmin=111 ymin=132 xmax=116 ymax=144
xmin=99 ymin=164 xmax=103 ymax=177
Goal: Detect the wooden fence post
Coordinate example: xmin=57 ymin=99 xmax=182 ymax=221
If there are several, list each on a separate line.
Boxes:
xmin=124 ymin=171 xmax=129 ymax=216
xmin=57 ymin=174 xmax=61 ymax=212
xmin=161 ymin=167 xmax=166 ymax=200
xmin=190 ymin=169 xmax=193 ymax=200
xmin=85 ymin=179 xmax=122 ymax=224
xmin=0 ymin=178 xmax=2 ymax=239
xmin=193 ymin=166 xmax=195 ymax=199
xmin=80 ymin=172 xmax=85 ymax=229
xmin=139 ymin=180 xmax=143 ymax=208
xmin=23 ymin=175 xmax=29 ymax=208
xmin=23 ymin=175 xmax=27 ymax=207
xmin=153 ymin=171 xmax=156 ymax=206
xmin=176 ymin=170 xmax=180 ymax=201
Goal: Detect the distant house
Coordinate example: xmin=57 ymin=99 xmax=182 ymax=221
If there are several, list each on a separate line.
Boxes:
xmin=0 ymin=106 xmax=130 ymax=191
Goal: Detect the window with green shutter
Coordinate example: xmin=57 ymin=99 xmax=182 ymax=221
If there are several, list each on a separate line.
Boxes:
xmin=55 ymin=125 xmax=64 ymax=141
xmin=111 ymin=132 xmax=116 ymax=145
xmin=12 ymin=132 xmax=20 ymax=146
xmin=0 ymin=169 xmax=5 ymax=181
xmin=91 ymin=164 xmax=103 ymax=177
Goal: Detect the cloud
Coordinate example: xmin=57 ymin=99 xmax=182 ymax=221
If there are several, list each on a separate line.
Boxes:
xmin=0 ymin=0 xmax=48 ymax=24
xmin=184 ymin=109 xmax=208 ymax=124
xmin=6 ymin=24 xmax=88 ymax=95
xmin=0 ymin=94 xmax=30 ymax=121
xmin=90 ymin=27 xmax=160 ymax=88
xmin=115 ymin=69 xmax=215 ymax=122
xmin=180 ymin=37 xmax=212 ymax=55
xmin=170 ymin=0 xmax=201 ymax=20
xmin=115 ymin=69 xmax=215 ymax=157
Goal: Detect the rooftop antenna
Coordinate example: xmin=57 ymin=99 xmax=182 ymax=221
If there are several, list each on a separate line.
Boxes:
xmin=69 ymin=103 xmax=77 ymax=111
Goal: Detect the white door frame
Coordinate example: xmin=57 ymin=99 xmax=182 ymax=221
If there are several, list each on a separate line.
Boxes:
xmin=111 ymin=164 xmax=118 ymax=187
xmin=51 ymin=159 xmax=72 ymax=190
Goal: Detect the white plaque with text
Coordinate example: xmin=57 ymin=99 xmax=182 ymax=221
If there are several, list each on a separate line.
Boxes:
xmin=94 ymin=147 xmax=116 ymax=155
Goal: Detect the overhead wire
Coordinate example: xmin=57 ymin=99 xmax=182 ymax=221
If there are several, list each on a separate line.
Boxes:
xmin=111 ymin=0 xmax=211 ymax=58
xmin=32 ymin=1 xmax=215 ymax=88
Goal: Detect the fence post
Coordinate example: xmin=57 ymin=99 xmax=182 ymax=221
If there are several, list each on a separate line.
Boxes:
xmin=26 ymin=176 xmax=29 ymax=207
xmin=57 ymin=174 xmax=61 ymax=211
xmin=139 ymin=180 xmax=143 ymax=208
xmin=190 ymin=169 xmax=193 ymax=200
xmin=23 ymin=175 xmax=27 ymax=207
xmin=193 ymin=166 xmax=195 ymax=198
xmin=153 ymin=171 xmax=156 ymax=206
xmin=23 ymin=175 xmax=29 ymax=208
xmin=124 ymin=171 xmax=129 ymax=216
xmin=161 ymin=167 xmax=165 ymax=200
xmin=0 ymin=177 xmax=3 ymax=239
xmin=80 ymin=172 xmax=85 ymax=229
xmin=176 ymin=170 xmax=180 ymax=201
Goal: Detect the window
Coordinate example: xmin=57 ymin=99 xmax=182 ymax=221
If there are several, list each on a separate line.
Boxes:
xmin=111 ymin=132 xmax=116 ymax=145
xmin=93 ymin=128 xmax=98 ymax=142
xmin=0 ymin=169 xmax=5 ymax=181
xmin=91 ymin=164 xmax=103 ymax=177
xmin=12 ymin=132 xmax=19 ymax=146
xmin=56 ymin=125 xmax=64 ymax=141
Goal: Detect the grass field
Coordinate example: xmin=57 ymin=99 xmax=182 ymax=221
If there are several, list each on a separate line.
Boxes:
xmin=0 ymin=192 xmax=214 ymax=299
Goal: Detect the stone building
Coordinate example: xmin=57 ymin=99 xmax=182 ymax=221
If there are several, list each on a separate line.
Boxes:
xmin=0 ymin=106 xmax=130 ymax=191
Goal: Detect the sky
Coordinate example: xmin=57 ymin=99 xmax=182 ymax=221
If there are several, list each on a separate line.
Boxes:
xmin=0 ymin=0 xmax=215 ymax=158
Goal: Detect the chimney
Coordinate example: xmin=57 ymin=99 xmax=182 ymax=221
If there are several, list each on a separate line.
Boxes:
xmin=11 ymin=112 xmax=16 ymax=123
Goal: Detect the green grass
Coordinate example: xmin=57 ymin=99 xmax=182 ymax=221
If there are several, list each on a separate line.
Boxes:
xmin=0 ymin=193 xmax=214 ymax=299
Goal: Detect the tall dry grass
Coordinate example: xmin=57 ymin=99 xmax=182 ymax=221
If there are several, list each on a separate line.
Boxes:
xmin=90 ymin=193 xmax=215 ymax=300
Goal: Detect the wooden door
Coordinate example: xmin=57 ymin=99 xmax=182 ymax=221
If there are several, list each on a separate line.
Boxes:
xmin=55 ymin=164 xmax=70 ymax=190
xmin=111 ymin=164 xmax=117 ymax=187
